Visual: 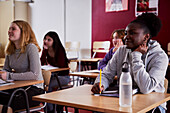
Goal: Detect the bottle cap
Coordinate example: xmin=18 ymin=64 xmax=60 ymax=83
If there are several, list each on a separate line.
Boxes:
xmin=122 ymin=62 xmax=129 ymax=72
xmin=122 ymin=67 xmax=129 ymax=72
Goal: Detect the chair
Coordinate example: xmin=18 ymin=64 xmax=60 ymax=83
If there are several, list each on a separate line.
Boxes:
xmin=0 ymin=58 xmax=5 ymax=64
xmin=68 ymin=60 xmax=78 ymax=86
xmin=81 ymin=41 xmax=110 ymax=71
xmin=5 ymin=88 xmax=30 ymax=113
xmin=42 ymin=69 xmax=73 ymax=113
xmin=168 ymin=42 xmax=170 ymax=56
xmin=65 ymin=42 xmax=81 ymax=86
xmin=65 ymin=41 xmax=80 ymax=61
xmin=92 ymin=41 xmax=110 ymax=58
xmin=164 ymin=78 xmax=168 ymax=93
xmin=0 ymin=58 xmax=5 ymax=69
xmin=0 ymin=104 xmax=13 ymax=113
xmin=14 ymin=71 xmax=49 ymax=113
xmin=42 ymin=70 xmax=51 ymax=91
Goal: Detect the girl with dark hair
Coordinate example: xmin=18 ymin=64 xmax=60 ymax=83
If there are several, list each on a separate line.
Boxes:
xmin=92 ymin=13 xmax=168 ymax=113
xmin=40 ymin=31 xmax=70 ymax=112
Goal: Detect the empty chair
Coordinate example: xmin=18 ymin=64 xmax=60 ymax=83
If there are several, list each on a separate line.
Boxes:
xmin=42 ymin=70 xmax=51 ymax=91
xmin=68 ymin=60 xmax=78 ymax=86
xmin=65 ymin=41 xmax=80 ymax=61
xmin=0 ymin=58 xmax=5 ymax=64
xmin=92 ymin=41 xmax=110 ymax=58
xmin=0 ymin=58 xmax=5 ymax=69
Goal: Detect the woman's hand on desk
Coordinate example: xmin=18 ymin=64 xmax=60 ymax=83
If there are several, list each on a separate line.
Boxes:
xmin=91 ymin=82 xmax=104 ymax=94
xmin=0 ymin=71 xmax=7 ymax=80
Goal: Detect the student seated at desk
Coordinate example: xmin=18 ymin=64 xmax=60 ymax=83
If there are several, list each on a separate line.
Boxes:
xmin=0 ymin=20 xmax=44 ymax=112
xmin=98 ymin=29 xmax=125 ymax=71
xmin=91 ymin=13 xmax=168 ymax=113
xmin=40 ymin=31 xmax=70 ymax=112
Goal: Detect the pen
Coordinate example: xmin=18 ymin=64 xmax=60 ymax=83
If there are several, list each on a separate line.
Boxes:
xmin=100 ymin=69 xmax=102 ymax=94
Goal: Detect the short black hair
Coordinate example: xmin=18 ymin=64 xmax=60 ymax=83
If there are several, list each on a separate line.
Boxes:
xmin=130 ymin=13 xmax=162 ymax=38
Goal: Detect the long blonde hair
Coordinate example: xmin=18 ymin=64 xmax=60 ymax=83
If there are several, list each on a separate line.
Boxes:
xmin=6 ymin=20 xmax=41 ymax=55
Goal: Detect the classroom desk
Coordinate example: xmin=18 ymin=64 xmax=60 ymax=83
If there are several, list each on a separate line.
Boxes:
xmin=33 ymin=85 xmax=170 ymax=113
xmin=42 ymin=67 xmax=70 ymax=90
xmin=69 ymin=69 xmax=99 ymax=78
xmin=80 ymin=58 xmax=103 ymax=62
xmin=80 ymin=58 xmax=102 ymax=71
xmin=69 ymin=69 xmax=99 ymax=85
xmin=0 ymin=80 xmax=44 ymax=113
xmin=0 ymin=80 xmax=44 ymax=91
xmin=45 ymin=67 xmax=70 ymax=73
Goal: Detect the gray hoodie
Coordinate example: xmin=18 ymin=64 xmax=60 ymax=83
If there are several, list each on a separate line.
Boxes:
xmin=95 ymin=40 xmax=168 ymax=109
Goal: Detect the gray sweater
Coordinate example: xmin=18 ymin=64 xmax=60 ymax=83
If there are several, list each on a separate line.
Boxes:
xmin=95 ymin=40 xmax=168 ymax=109
xmin=3 ymin=43 xmax=43 ymax=88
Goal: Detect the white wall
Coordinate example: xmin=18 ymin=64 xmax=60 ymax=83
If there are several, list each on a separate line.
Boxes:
xmin=65 ymin=0 xmax=92 ymax=58
xmin=28 ymin=0 xmax=91 ymax=59
xmin=28 ymin=0 xmax=65 ymax=49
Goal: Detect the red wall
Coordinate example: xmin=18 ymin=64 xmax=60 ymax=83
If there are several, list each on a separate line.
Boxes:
xmin=92 ymin=0 xmax=170 ymax=57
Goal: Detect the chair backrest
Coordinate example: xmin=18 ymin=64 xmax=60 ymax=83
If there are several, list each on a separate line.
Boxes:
xmin=0 ymin=58 xmax=5 ymax=64
xmin=164 ymin=78 xmax=168 ymax=93
xmin=0 ymin=105 xmax=13 ymax=113
xmin=68 ymin=60 xmax=78 ymax=72
xmin=168 ymin=42 xmax=170 ymax=56
xmin=65 ymin=42 xmax=80 ymax=60
xmin=42 ymin=70 xmax=51 ymax=91
xmin=92 ymin=41 xmax=110 ymax=58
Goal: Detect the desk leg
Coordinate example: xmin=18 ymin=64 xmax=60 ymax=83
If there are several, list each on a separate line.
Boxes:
xmin=75 ymin=108 xmax=79 ymax=113
xmin=53 ymin=104 xmax=57 ymax=113
xmin=76 ymin=76 xmax=80 ymax=86
xmin=73 ymin=76 xmax=75 ymax=86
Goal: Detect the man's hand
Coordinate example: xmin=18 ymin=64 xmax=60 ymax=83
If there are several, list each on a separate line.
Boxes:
xmin=91 ymin=82 xmax=104 ymax=94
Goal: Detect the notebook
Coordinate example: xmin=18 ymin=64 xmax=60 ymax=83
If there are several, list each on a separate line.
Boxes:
xmin=0 ymin=79 xmax=14 ymax=86
xmin=93 ymin=85 xmax=139 ymax=97
xmin=41 ymin=65 xmax=59 ymax=71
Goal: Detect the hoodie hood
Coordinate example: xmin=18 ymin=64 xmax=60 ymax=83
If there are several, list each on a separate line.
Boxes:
xmin=144 ymin=40 xmax=168 ymax=71
xmin=147 ymin=40 xmax=163 ymax=54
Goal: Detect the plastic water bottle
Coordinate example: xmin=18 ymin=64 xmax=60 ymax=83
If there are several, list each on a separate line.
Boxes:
xmin=119 ymin=62 xmax=132 ymax=107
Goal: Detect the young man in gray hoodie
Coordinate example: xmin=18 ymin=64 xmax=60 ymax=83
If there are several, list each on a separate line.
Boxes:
xmin=91 ymin=13 xmax=168 ymax=113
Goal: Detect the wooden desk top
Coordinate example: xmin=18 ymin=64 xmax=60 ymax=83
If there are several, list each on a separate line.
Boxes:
xmin=0 ymin=80 xmax=44 ymax=91
xmin=68 ymin=58 xmax=103 ymax=62
xmin=69 ymin=70 xmax=99 ymax=78
xmin=33 ymin=85 xmax=170 ymax=113
xmin=80 ymin=58 xmax=103 ymax=62
xmin=43 ymin=68 xmax=70 ymax=73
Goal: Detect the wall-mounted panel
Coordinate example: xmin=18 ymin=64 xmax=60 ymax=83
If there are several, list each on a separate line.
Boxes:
xmin=0 ymin=0 xmax=14 ymax=58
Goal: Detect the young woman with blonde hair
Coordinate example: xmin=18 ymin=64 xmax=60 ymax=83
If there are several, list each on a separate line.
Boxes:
xmin=0 ymin=20 xmax=44 ymax=112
